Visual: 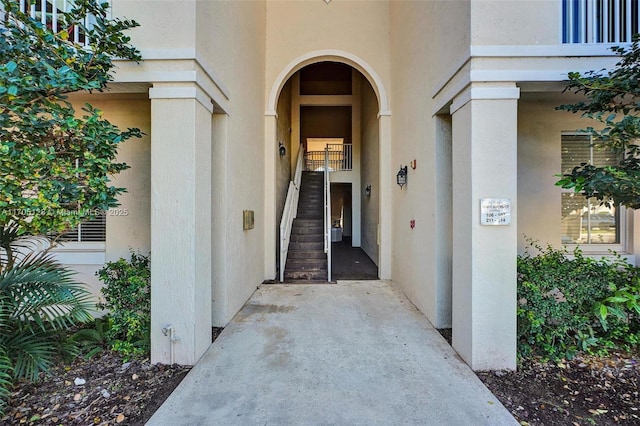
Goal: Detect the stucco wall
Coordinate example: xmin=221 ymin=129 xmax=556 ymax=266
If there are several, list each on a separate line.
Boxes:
xmin=195 ymin=0 xmax=267 ymax=323
xmin=406 ymin=0 xmax=470 ymax=86
xmin=300 ymin=106 xmax=352 ymax=145
xmin=265 ymin=0 xmax=391 ymax=112
xmin=389 ymin=1 xmax=447 ymax=326
xmin=360 ymin=81 xmax=379 ymax=265
xmin=517 ymin=92 xmax=633 ymax=252
xmin=275 ymin=80 xmax=292 ymax=272
xmin=111 ymin=0 xmax=195 ymax=50
xmin=471 ymin=0 xmax=559 ymax=46
xmin=94 ymin=96 xmax=151 ymax=262
xmin=60 ymin=94 xmax=151 ymax=307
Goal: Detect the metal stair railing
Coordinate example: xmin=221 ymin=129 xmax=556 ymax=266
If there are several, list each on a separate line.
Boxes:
xmin=279 ymin=147 xmax=304 ymax=282
xmin=324 ymin=146 xmax=332 ymax=282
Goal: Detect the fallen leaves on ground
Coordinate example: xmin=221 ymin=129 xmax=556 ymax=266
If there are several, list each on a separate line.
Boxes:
xmin=2 ymin=352 xmax=190 ymax=425
xmin=478 ymin=352 xmax=640 ymax=425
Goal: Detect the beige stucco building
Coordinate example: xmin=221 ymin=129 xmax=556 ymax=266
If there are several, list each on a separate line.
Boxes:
xmin=49 ymin=0 xmax=640 ymax=371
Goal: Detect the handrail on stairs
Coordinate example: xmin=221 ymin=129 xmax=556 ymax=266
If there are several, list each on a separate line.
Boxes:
xmin=279 ymin=147 xmax=304 ymax=282
xmin=324 ymin=146 xmax=332 ymax=282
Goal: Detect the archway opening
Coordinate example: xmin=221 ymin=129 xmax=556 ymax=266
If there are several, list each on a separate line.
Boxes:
xmin=272 ymin=61 xmax=380 ymax=281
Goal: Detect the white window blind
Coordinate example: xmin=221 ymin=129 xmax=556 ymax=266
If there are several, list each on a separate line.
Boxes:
xmin=560 ymin=133 xmax=622 ymax=246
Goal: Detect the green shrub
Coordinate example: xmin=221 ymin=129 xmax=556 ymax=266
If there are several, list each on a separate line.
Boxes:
xmin=518 ymin=240 xmax=640 ymax=361
xmin=71 ymin=315 xmax=111 ymax=359
xmin=96 ymin=252 xmax=150 ymax=359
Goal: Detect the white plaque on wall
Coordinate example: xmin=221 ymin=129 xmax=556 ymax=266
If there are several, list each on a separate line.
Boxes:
xmin=480 ymin=198 xmax=511 ymax=226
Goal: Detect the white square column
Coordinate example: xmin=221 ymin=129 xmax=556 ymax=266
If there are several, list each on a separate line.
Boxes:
xmin=149 ymin=83 xmax=213 ymax=365
xmin=450 ymin=83 xmax=519 ymax=371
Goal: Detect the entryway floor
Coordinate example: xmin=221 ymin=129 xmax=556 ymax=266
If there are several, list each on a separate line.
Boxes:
xmin=331 ymin=239 xmax=378 ymax=280
xmin=146 ymin=281 xmax=517 ymax=425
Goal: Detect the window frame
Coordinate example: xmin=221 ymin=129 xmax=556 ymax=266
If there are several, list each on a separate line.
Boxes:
xmin=560 ymin=132 xmax=628 ymax=253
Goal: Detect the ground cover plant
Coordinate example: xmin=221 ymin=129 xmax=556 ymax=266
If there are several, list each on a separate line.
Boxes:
xmin=471 ymin=239 xmax=640 ymax=424
xmin=517 ymin=240 xmax=640 ymax=361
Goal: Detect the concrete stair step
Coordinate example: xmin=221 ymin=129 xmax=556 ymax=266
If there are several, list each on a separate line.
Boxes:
xmin=286 ymin=250 xmax=326 ymax=259
xmin=285 ymin=258 xmax=327 ymax=268
xmin=282 ymin=171 xmax=329 ymax=282
xmin=292 ymin=218 xmax=323 ymax=225
xmin=284 ymin=269 xmax=328 ymax=281
xmin=290 ymin=234 xmax=323 ymax=243
xmin=289 ymin=241 xmax=324 ymax=250
xmin=291 ymin=226 xmax=324 ymax=235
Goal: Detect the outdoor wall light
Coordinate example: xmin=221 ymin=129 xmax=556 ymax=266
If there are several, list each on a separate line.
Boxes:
xmin=364 ymin=184 xmax=372 ymax=197
xmin=278 ymin=142 xmax=286 ymax=157
xmin=396 ymin=165 xmax=408 ymax=189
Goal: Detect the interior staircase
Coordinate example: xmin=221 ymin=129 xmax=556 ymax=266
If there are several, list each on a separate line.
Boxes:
xmin=284 ymin=171 xmax=328 ymax=281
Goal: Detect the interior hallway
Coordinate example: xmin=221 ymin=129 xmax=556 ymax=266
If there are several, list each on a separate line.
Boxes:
xmin=331 ymin=237 xmax=378 ymax=280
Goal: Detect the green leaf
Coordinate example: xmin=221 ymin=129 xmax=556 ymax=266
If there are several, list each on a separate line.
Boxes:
xmin=5 ymin=61 xmax=17 ymax=73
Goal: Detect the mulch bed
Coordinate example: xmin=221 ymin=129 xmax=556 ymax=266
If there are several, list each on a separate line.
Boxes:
xmin=439 ymin=328 xmax=640 ymax=425
xmin=2 ymin=353 xmax=190 ymax=426
xmin=479 ymin=354 xmax=640 ymax=425
xmin=2 ymin=327 xmax=224 ymax=426
xmin=4 ymin=327 xmax=639 ymax=425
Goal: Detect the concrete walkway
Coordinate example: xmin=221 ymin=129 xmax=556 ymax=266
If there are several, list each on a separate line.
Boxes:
xmin=147 ymin=281 xmax=517 ymax=426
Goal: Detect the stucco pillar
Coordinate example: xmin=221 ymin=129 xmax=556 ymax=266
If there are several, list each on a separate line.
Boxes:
xmin=378 ymin=113 xmax=392 ymax=279
xmin=149 ymin=83 xmax=213 ymax=365
xmin=450 ymin=83 xmax=519 ymax=371
xmin=264 ymin=114 xmax=277 ymax=280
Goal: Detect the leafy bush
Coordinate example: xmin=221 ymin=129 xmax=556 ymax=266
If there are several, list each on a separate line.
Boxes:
xmin=71 ymin=315 xmax=112 ymax=359
xmin=518 ymin=240 xmax=640 ymax=361
xmin=96 ymin=252 xmax=150 ymax=359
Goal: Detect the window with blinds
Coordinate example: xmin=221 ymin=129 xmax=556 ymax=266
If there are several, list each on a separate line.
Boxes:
xmin=560 ymin=133 xmax=621 ymax=245
xmin=54 ymin=211 xmax=106 ymax=242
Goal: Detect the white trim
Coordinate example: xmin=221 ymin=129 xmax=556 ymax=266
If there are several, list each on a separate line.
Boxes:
xmin=432 ymin=42 xmax=627 ymax=103
xmin=469 ymin=44 xmax=623 ymax=58
xmin=138 ymin=48 xmax=197 ymax=60
xmin=469 ymin=69 xmax=574 ymax=82
xmin=50 ymin=242 xmax=106 ymax=265
xmin=149 ymin=85 xmax=215 ymax=114
xmin=114 ymin=57 xmax=230 ymax=114
xmin=136 ymin=48 xmax=231 ymax=100
xmin=450 ymin=85 xmax=521 ymax=115
xmin=266 ymin=49 xmax=390 ymax=117
xmin=432 ymin=54 xmax=471 ymax=99
xmin=299 ymin=95 xmax=354 ymax=106
xmin=116 ymin=70 xmax=198 ymax=84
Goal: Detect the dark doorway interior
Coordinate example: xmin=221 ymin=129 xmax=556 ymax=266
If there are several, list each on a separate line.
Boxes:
xmin=331 ymin=237 xmax=378 ymax=280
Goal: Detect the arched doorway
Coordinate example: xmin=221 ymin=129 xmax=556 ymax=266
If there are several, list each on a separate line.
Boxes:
xmin=264 ymin=51 xmax=391 ymax=282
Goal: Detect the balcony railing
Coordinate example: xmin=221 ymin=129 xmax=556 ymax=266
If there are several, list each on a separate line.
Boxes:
xmin=304 ymin=144 xmax=352 ymax=172
xmin=15 ymin=0 xmax=99 ymax=46
xmin=563 ymin=0 xmax=640 ymax=43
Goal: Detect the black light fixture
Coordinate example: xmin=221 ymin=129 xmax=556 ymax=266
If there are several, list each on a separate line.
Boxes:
xmin=364 ymin=184 xmax=372 ymax=197
xmin=397 ymin=165 xmax=408 ymax=189
xmin=278 ymin=142 xmax=286 ymax=157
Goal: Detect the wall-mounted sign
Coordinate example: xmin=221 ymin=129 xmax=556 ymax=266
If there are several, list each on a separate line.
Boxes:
xmin=480 ymin=198 xmax=511 ymax=226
